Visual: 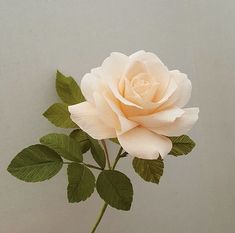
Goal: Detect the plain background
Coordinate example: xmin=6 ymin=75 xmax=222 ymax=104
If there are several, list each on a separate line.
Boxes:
xmin=0 ymin=0 xmax=235 ymax=233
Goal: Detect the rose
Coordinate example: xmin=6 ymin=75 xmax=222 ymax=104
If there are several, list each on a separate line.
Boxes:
xmin=69 ymin=51 xmax=199 ymax=159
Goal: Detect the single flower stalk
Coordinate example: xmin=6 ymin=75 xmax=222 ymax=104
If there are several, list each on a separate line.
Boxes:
xmin=7 ymin=51 xmax=199 ymax=233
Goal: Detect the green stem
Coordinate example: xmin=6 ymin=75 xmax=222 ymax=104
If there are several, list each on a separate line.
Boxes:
xmin=89 ymin=146 xmax=126 ymax=233
xmin=101 ymin=140 xmax=111 ymax=170
xmin=112 ymin=147 xmax=123 ymax=170
xmin=90 ymin=202 xmax=108 ymax=233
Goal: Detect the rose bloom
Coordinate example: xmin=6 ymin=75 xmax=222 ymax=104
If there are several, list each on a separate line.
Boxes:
xmin=69 ymin=51 xmax=199 ymax=159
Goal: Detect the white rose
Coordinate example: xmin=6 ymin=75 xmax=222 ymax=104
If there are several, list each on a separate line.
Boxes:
xmin=69 ymin=51 xmax=199 ymax=159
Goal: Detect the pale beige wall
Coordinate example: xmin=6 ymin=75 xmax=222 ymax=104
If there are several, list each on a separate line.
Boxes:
xmin=0 ymin=0 xmax=234 ymax=232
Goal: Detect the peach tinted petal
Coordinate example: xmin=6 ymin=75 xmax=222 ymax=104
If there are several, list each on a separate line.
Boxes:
xmin=149 ymin=108 xmax=199 ymax=136
xmin=80 ymin=73 xmax=98 ymax=103
xmin=108 ymin=77 xmax=142 ymax=108
xmin=130 ymin=107 xmax=184 ymax=128
xmin=101 ymin=52 xmax=128 ymax=80
xmin=160 ymin=70 xmax=192 ymax=109
xmin=125 ymin=60 xmax=147 ymax=80
xmin=68 ymin=102 xmax=116 ymax=140
xmin=103 ymin=92 xmax=138 ymax=134
xmin=93 ymin=92 xmax=120 ymax=129
xmin=130 ymin=50 xmax=163 ymax=64
xmin=117 ymin=127 xmax=172 ymax=159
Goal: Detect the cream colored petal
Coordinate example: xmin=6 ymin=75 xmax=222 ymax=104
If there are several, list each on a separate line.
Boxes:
xmin=103 ymin=92 xmax=138 ymax=134
xmin=93 ymin=92 xmax=120 ymax=129
xmin=80 ymin=72 xmax=106 ymax=104
xmin=141 ymin=82 xmax=159 ymax=101
xmin=101 ymin=56 xmax=141 ymax=108
xmin=145 ymin=61 xmax=173 ymax=102
xmin=170 ymin=70 xmax=192 ymax=107
xmin=118 ymin=75 xmax=125 ymax=95
xmin=101 ymin=52 xmax=128 ymax=80
xmin=149 ymin=108 xmax=199 ymax=136
xmin=159 ymin=70 xmax=192 ymax=110
xmin=125 ymin=60 xmax=147 ymax=79
xmin=145 ymin=61 xmax=169 ymax=83
xmin=155 ymin=76 xmax=178 ymax=105
xmin=123 ymin=78 xmax=142 ymax=106
xmin=108 ymin=77 xmax=142 ymax=108
xmin=131 ymin=73 xmax=155 ymax=94
xmin=123 ymin=77 xmax=177 ymax=112
xmin=118 ymin=127 xmax=172 ymax=159
xmin=123 ymin=77 xmax=160 ymax=110
xmin=130 ymin=50 xmax=163 ymax=64
xmin=130 ymin=107 xmax=184 ymax=128
xmin=68 ymin=102 xmax=116 ymax=140
xmin=80 ymin=73 xmax=97 ymax=103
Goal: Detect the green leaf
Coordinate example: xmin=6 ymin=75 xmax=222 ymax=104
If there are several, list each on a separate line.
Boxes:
xmin=132 ymin=157 xmax=164 ymax=184
xmin=56 ymin=70 xmax=85 ymax=105
xmin=109 ymin=138 xmax=120 ymax=145
xmin=96 ymin=170 xmax=133 ymax=211
xmin=88 ymin=137 xmax=106 ymax=169
xmin=7 ymin=144 xmax=63 ymax=182
xmin=169 ymin=135 xmax=196 ymax=156
xmin=43 ymin=103 xmax=77 ymax=128
xmin=67 ymin=163 xmax=95 ymax=203
xmin=70 ymin=129 xmax=90 ymax=153
xmin=40 ymin=133 xmax=83 ymax=162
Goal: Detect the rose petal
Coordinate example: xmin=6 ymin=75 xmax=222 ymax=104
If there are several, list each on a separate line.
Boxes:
xmin=130 ymin=107 xmax=184 ymax=127
xmin=122 ymin=77 xmax=177 ymax=115
xmin=146 ymin=61 xmax=172 ymax=101
xmin=130 ymin=50 xmax=163 ymax=64
xmin=155 ymin=76 xmax=178 ymax=105
xmin=108 ymin=77 xmax=142 ymax=108
xmin=149 ymin=107 xmax=199 ymax=136
xmin=120 ymin=104 xmax=152 ymax=118
xmin=170 ymin=70 xmax=192 ymax=107
xmin=68 ymin=102 xmax=116 ymax=139
xmin=141 ymin=82 xmax=159 ymax=102
xmin=101 ymin=52 xmax=128 ymax=79
xmin=125 ymin=60 xmax=147 ymax=80
xmin=118 ymin=127 xmax=172 ymax=159
xmin=123 ymin=78 xmax=142 ymax=106
xmin=103 ymin=92 xmax=138 ymax=134
xmin=160 ymin=70 xmax=192 ymax=109
xmin=93 ymin=92 xmax=120 ymax=129
xmin=100 ymin=53 xmax=142 ymax=108
xmin=80 ymin=73 xmax=98 ymax=103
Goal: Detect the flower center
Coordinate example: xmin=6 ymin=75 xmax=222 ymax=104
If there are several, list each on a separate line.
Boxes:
xmin=131 ymin=73 xmax=152 ymax=96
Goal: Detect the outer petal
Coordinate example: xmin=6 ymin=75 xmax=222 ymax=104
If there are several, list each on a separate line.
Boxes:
xmin=130 ymin=107 xmax=184 ymax=128
xmin=68 ymin=102 xmax=116 ymax=139
xmin=149 ymin=108 xmax=199 ymax=136
xmin=101 ymin=52 xmax=128 ymax=80
xmin=129 ymin=50 xmax=163 ymax=64
xmin=160 ymin=70 xmax=192 ymax=109
xmin=118 ymin=127 xmax=172 ymax=159
xmin=93 ymin=92 xmax=120 ymax=129
xmin=81 ymin=72 xmax=105 ymax=104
